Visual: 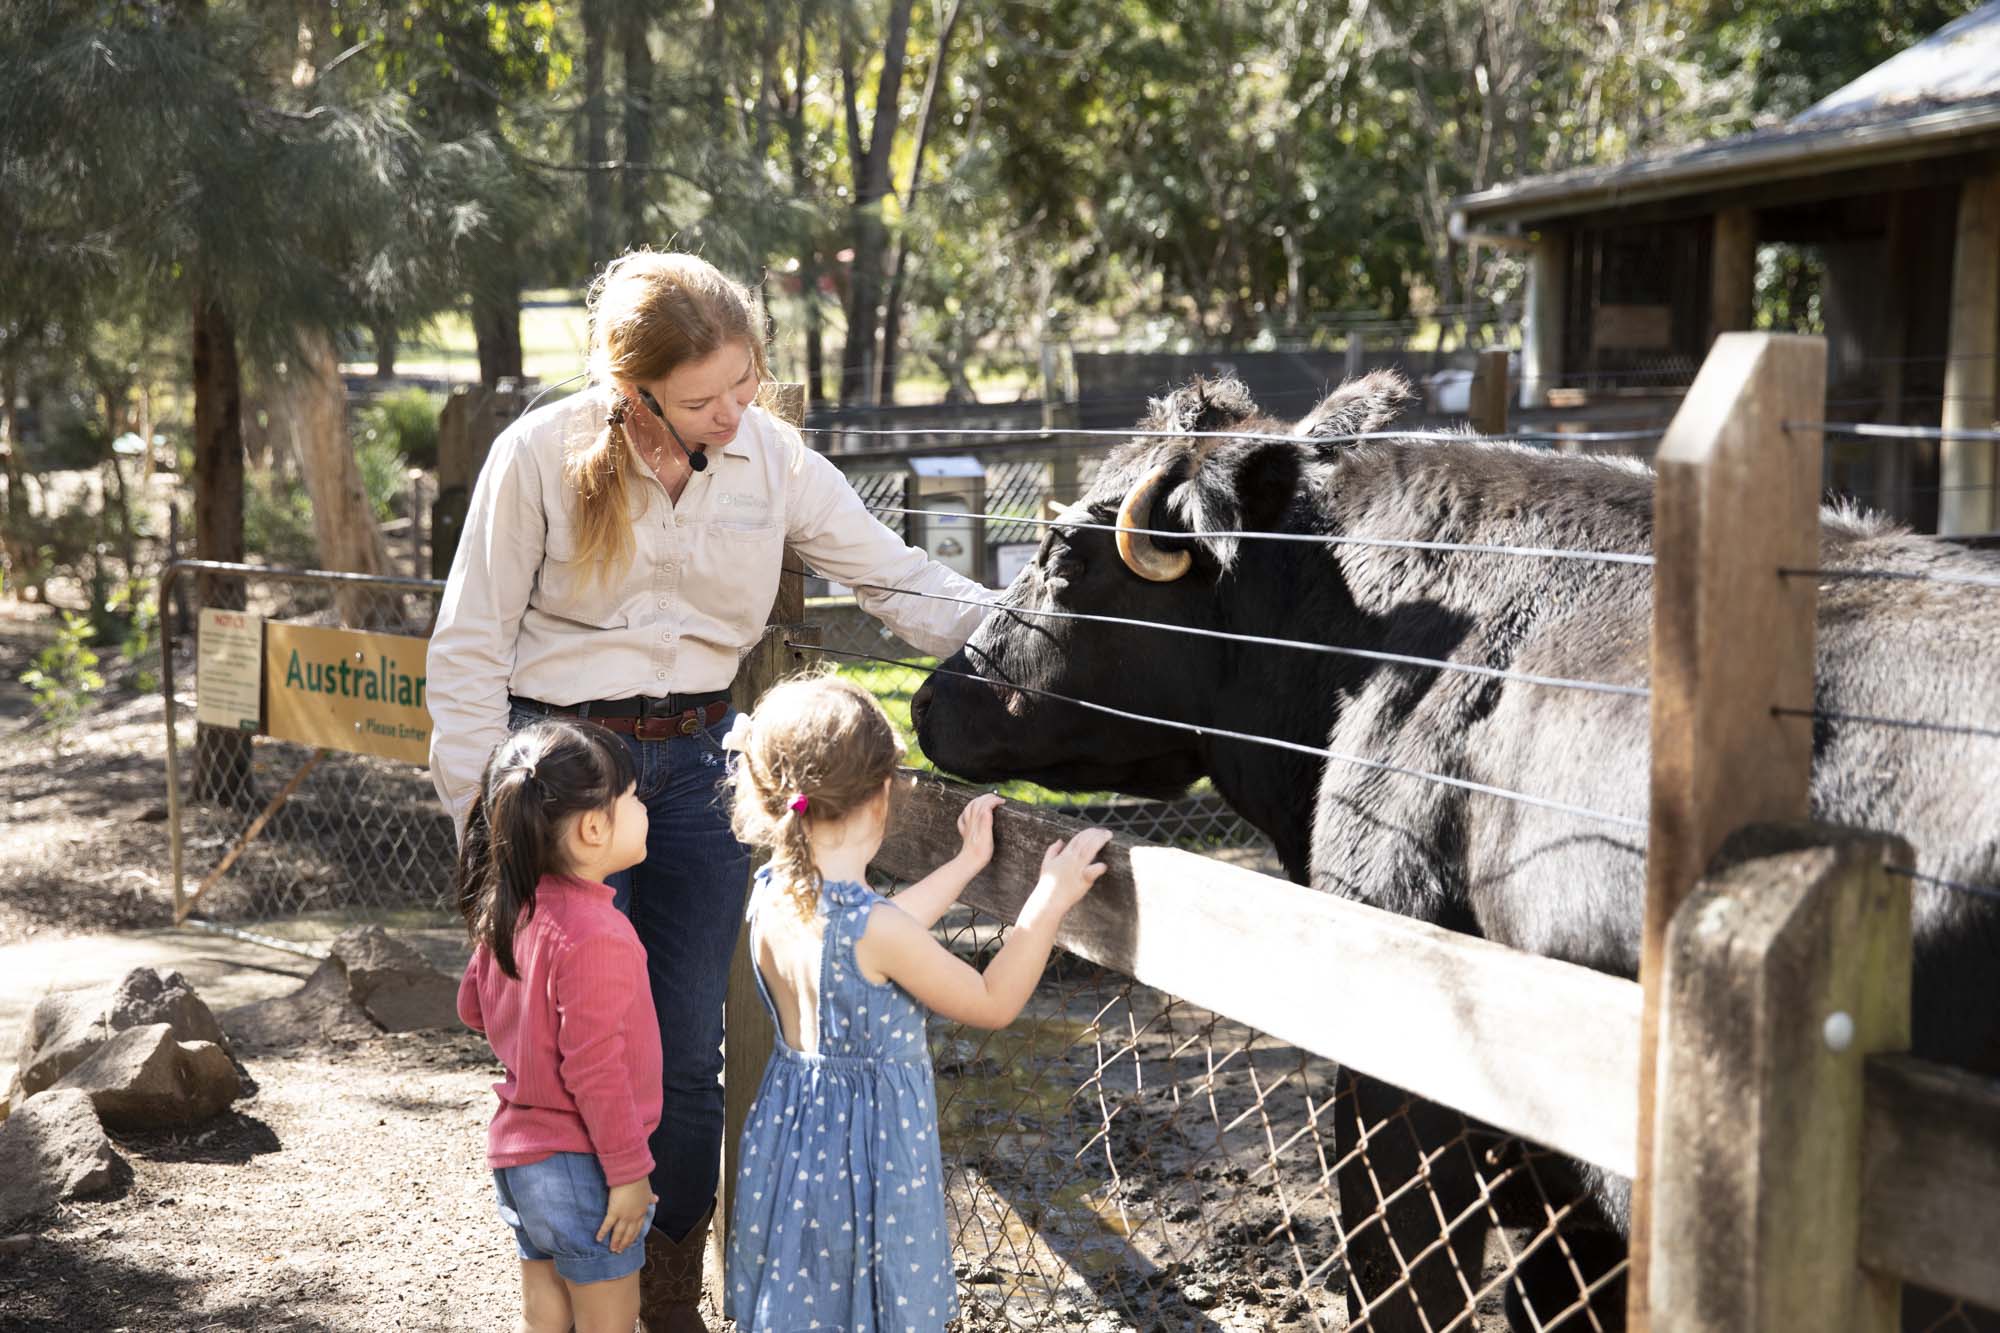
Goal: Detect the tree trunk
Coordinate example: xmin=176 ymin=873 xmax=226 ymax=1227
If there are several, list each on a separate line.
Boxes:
xmin=0 ymin=359 xmax=29 ymax=595
xmin=877 ymin=0 xmax=966 ymax=405
xmin=140 ymin=380 xmax=160 ymax=476
xmin=880 ymin=240 xmax=913 ymax=404
xmin=837 ymin=0 xmax=916 ymax=406
xmin=372 ymin=319 xmax=398 ymax=379
xmin=99 ymin=383 xmax=139 ymax=580
xmin=275 ymin=329 xmax=399 ymax=627
xmin=190 ymin=284 xmax=256 ymax=806
xmin=582 ymin=0 xmax=613 ymax=271
xmin=620 ymin=6 xmax=654 ymax=253
xmin=473 ymin=265 xmax=524 ymax=390
xmin=803 ymin=254 xmax=827 ymax=410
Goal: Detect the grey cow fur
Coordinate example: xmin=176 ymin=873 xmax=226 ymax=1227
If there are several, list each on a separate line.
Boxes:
xmin=913 ymin=371 xmax=2000 ymax=1330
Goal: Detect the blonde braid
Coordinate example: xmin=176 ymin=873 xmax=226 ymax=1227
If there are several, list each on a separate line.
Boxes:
xmin=728 ymin=676 xmax=905 ymax=921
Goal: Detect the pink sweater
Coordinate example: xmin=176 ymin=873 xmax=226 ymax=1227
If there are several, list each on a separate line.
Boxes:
xmin=456 ymin=875 xmax=661 ymax=1187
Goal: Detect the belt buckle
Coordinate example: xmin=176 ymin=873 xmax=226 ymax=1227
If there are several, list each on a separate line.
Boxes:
xmin=679 ymin=710 xmax=703 ymax=736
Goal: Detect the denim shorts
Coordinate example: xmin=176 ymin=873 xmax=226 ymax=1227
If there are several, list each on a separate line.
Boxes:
xmin=493 ymin=1152 xmax=656 ymax=1284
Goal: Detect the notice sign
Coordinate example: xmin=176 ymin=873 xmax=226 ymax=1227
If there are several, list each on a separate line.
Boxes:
xmin=196 ymin=608 xmax=264 ymax=732
xmin=264 ymin=622 xmax=432 ymax=766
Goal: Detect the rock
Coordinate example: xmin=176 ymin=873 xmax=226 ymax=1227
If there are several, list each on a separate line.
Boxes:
xmin=328 ymin=926 xmax=461 ymax=1033
xmin=221 ymin=960 xmax=377 ymax=1049
xmin=219 ymin=927 xmax=459 ymax=1049
xmin=49 ymin=1024 xmax=243 ymax=1130
xmin=0 ymin=1090 xmax=124 ymax=1229
xmin=8 ymin=968 xmax=231 ymax=1105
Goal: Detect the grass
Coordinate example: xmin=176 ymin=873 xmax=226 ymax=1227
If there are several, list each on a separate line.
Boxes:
xmin=834 ymin=658 xmax=1120 ymax=808
xmin=347 ymin=290 xmax=1042 ymax=405
xmin=342 ymin=290 xmax=591 ymax=384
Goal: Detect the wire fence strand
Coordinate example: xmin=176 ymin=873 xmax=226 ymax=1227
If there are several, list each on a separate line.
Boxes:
xmin=799 ymin=642 xmax=1648 ymax=833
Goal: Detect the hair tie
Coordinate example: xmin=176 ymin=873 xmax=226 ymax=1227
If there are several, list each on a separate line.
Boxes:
xmin=789 ymin=793 xmax=810 ymax=815
xmin=720 ymin=713 xmax=755 ymax=752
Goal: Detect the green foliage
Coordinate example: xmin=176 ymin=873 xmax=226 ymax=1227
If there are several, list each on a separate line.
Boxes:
xmin=1692 ymin=0 xmax=1985 ymax=120
xmin=246 ymin=471 xmax=320 ymax=569
xmin=357 ymin=388 xmax=442 ymax=470
xmin=1755 ymin=243 xmax=1827 ymax=335
xmin=356 ymin=424 xmax=409 ymax=524
xmin=20 ymin=611 xmax=104 ymax=751
xmin=108 ymin=578 xmax=160 ymax=694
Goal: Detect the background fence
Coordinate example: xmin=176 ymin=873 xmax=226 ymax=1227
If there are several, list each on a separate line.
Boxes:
xmin=161 ymin=563 xmax=456 ymax=949
xmin=156 ymin=339 xmax=2000 ymax=1330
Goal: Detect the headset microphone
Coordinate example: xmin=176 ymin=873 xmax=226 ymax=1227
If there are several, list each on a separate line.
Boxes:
xmin=637 ymin=388 xmax=708 ymax=473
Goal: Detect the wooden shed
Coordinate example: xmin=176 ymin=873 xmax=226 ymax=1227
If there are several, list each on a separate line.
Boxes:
xmin=1450 ymin=3 xmax=2000 ymax=535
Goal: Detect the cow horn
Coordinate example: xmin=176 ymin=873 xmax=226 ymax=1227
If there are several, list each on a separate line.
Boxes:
xmin=1116 ymin=462 xmax=1193 ymax=582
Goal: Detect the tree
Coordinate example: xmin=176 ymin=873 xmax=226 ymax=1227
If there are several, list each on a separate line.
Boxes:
xmin=0 ymin=0 xmax=519 ymax=795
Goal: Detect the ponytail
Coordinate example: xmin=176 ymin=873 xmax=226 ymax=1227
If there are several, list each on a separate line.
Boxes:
xmin=454 ymin=719 xmax=638 ymax=978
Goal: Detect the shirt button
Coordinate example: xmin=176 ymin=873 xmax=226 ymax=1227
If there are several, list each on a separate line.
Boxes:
xmin=655 ymin=670 xmax=668 ymax=681
xmin=657 ymin=599 xmax=670 ymax=610
xmin=674 ymin=516 xmax=688 ymax=527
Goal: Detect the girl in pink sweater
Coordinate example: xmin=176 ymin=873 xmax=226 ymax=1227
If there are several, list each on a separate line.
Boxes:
xmin=456 ymin=719 xmax=662 ymax=1333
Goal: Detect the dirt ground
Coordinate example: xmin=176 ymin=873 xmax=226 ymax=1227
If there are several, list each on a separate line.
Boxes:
xmin=0 ymin=600 xmax=1534 ymax=1333
xmin=0 ymin=603 xmax=533 ymax=1331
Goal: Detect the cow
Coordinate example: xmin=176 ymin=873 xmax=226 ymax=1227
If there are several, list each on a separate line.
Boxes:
xmin=909 ymin=371 xmax=2000 ymax=1331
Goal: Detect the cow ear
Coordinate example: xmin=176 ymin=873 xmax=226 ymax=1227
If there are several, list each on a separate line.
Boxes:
xmin=1142 ymin=374 xmax=1260 ymax=435
xmin=1292 ymin=369 xmax=1414 ymax=444
xmin=1228 ymin=442 xmax=1304 ymax=532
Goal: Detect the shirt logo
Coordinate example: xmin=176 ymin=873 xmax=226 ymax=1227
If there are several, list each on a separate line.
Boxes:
xmin=717 ymin=492 xmax=770 ymax=510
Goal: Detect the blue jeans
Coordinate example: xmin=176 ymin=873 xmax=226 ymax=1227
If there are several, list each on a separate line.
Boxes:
xmin=508 ymin=703 xmax=751 ymax=1241
xmin=494 ymin=1152 xmax=657 ymax=1284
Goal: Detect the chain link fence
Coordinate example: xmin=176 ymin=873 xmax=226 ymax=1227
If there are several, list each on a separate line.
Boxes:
xmin=919 ymin=896 xmax=1627 ymax=1332
xmin=163 ymin=563 xmax=458 ymax=948
xmin=798 ymin=624 xmax=1278 ymax=871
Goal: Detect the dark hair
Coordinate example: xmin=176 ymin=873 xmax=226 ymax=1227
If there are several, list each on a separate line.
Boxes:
xmin=455 ymin=719 xmax=637 ymax=979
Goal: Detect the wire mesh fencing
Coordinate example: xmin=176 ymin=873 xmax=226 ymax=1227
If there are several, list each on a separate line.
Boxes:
xmin=163 ymin=563 xmax=459 ymax=943
xmin=918 ymin=895 xmax=1627 ymax=1332
xmin=803 ymin=636 xmax=1279 ymax=871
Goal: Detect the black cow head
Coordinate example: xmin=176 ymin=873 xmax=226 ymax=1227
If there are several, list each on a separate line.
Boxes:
xmin=911 ymin=370 xmax=1413 ymax=804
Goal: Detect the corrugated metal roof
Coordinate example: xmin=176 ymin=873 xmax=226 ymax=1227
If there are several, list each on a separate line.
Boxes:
xmin=1797 ymin=3 xmax=2000 ymax=123
xmin=1452 ymin=2 xmax=2000 ymax=232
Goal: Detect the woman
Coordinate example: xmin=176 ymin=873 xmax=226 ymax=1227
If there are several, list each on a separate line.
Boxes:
xmin=427 ymin=250 xmax=990 ymax=1332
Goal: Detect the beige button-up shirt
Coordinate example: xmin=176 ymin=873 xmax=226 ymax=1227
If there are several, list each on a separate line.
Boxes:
xmin=427 ymin=387 xmax=990 ymax=824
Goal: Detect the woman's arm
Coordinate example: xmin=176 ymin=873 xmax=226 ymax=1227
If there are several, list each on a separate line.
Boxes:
xmin=426 ymin=428 xmax=546 ymax=834
xmin=781 ymin=436 xmax=994 ymax=655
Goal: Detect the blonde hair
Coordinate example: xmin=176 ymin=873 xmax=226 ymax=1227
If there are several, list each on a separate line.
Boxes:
xmin=564 ymin=251 xmax=771 ymax=576
xmin=730 ymin=676 xmax=905 ymax=919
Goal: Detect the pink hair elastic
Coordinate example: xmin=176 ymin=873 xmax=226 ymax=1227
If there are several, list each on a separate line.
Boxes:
xmin=789 ymin=793 xmax=810 ymax=814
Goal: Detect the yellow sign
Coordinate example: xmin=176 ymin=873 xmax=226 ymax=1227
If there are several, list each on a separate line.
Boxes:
xmin=264 ymin=623 xmax=432 ymax=766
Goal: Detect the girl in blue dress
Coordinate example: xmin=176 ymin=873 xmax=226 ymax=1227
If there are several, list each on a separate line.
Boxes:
xmin=721 ymin=676 xmax=1112 ymax=1333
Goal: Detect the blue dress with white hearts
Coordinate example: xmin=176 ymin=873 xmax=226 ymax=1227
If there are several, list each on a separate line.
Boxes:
xmin=727 ymin=872 xmax=956 ymax=1333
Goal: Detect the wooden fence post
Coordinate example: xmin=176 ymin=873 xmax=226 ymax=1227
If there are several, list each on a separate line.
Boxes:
xmin=1630 ymin=332 xmax=1825 ymax=1326
xmin=711 ymin=384 xmax=814 ymax=1299
xmin=1649 ymin=825 xmax=1910 ymax=1332
xmin=1469 ymin=347 xmax=1510 ymax=435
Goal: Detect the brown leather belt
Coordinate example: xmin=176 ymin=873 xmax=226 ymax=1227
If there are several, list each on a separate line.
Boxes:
xmin=509 ymin=692 xmax=731 ymax=741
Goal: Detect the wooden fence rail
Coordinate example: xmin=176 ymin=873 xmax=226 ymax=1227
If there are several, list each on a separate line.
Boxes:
xmin=710 ymin=340 xmax=2000 ymax=1329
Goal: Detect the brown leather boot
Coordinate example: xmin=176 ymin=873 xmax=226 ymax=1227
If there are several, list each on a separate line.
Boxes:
xmin=639 ymin=1202 xmax=714 ymax=1333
